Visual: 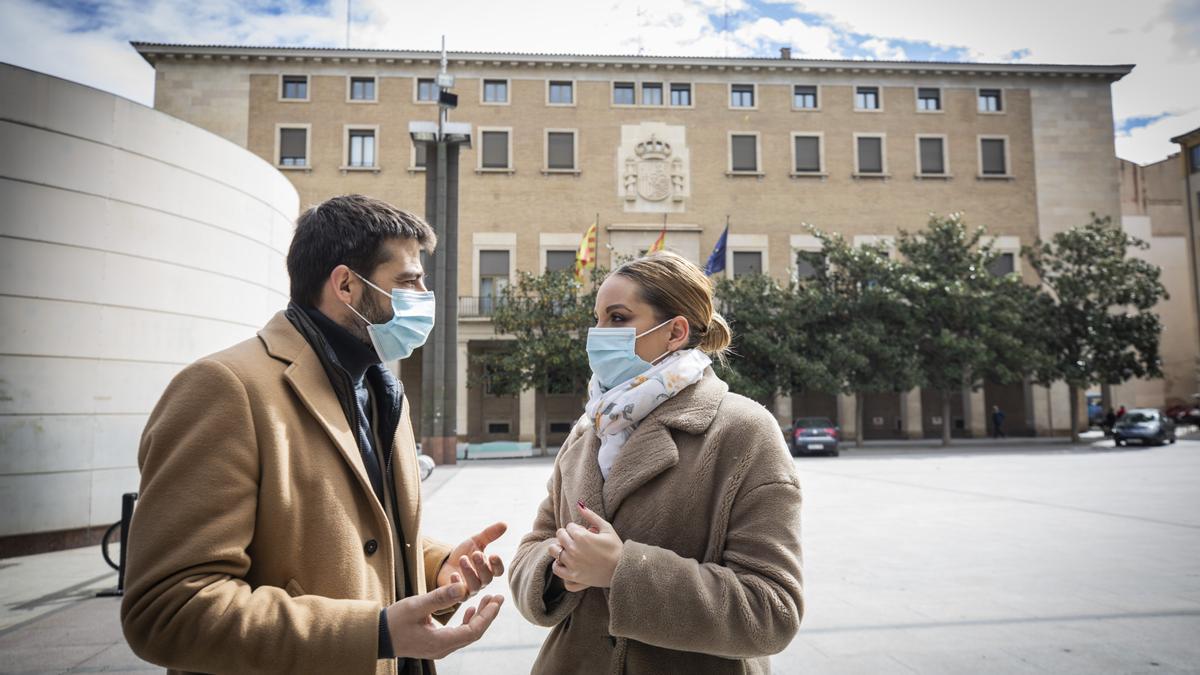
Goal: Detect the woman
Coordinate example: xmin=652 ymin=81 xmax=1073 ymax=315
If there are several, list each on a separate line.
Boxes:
xmin=509 ymin=251 xmax=804 ymax=674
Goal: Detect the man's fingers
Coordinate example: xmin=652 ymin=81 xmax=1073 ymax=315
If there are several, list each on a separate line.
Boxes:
xmin=461 ymin=605 xmax=477 ymax=624
xmin=458 ymin=555 xmax=482 ymax=592
xmin=416 ymin=582 xmax=467 ymax=614
xmin=471 ymin=522 xmax=508 ymax=549
xmin=434 ymin=596 xmax=504 ymax=651
xmin=489 ymin=554 xmax=505 ymax=577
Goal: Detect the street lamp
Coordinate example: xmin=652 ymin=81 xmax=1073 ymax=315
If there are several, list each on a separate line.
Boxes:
xmin=408 ymin=38 xmax=471 ymax=465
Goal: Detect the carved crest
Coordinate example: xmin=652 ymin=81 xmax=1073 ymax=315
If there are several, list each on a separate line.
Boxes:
xmin=623 ymin=134 xmax=685 ymax=204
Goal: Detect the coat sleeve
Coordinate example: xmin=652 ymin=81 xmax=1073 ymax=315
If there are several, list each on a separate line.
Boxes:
xmin=508 ymin=455 xmax=583 ymax=627
xmin=120 ymin=359 xmax=381 ymax=675
xmin=606 ymin=421 xmax=804 ymax=658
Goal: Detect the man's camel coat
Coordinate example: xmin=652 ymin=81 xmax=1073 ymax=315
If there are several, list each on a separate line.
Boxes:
xmin=120 ymin=311 xmax=451 ymax=675
xmin=509 ymin=368 xmax=804 ymax=674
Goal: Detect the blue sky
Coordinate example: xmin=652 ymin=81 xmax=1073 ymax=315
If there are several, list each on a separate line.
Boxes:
xmin=1 ymin=0 xmax=1197 ymax=164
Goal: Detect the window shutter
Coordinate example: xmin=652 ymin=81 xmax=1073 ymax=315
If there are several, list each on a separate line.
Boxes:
xmin=919 ymin=138 xmax=944 ymax=174
xmin=731 ymin=135 xmax=757 ymax=171
xmin=795 ymin=136 xmax=820 ymax=172
xmin=547 ymin=132 xmax=574 ymax=169
xmin=482 ymin=131 xmax=509 ymax=168
xmin=280 ymin=128 xmax=306 ymax=159
xmin=858 ymin=137 xmax=883 ymax=173
xmin=479 ymin=250 xmax=510 ymax=277
xmin=981 ymin=139 xmax=1006 ymax=174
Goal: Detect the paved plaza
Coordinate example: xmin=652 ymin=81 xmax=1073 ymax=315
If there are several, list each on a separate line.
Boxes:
xmin=1 ymin=437 xmax=1198 ymax=674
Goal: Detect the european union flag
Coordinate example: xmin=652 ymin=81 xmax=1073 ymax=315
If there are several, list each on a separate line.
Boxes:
xmin=704 ymin=225 xmax=728 ymax=276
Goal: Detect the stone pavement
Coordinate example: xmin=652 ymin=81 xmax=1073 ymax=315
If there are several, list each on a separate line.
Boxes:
xmin=2 ymin=437 xmax=1198 ymax=673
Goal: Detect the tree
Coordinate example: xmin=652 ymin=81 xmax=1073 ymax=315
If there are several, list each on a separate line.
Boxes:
xmin=798 ymin=229 xmax=921 ymax=447
xmin=469 ymin=269 xmax=598 ymax=453
xmin=898 ymin=213 xmax=1047 ymax=446
xmin=1026 ymin=215 xmax=1168 ymax=442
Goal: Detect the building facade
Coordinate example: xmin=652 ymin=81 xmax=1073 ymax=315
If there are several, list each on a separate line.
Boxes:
xmin=133 ymin=42 xmax=1136 ymax=445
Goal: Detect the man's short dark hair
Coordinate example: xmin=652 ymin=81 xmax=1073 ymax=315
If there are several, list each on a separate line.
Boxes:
xmin=287 ymin=194 xmax=437 ymax=306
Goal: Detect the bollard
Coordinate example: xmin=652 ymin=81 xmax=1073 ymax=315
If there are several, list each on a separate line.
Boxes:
xmin=97 ymin=492 xmax=138 ymax=597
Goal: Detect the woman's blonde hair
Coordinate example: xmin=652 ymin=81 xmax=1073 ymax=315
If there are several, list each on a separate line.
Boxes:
xmin=611 ymin=251 xmax=733 ymax=362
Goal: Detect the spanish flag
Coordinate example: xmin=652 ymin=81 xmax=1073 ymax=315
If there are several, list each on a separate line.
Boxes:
xmin=646 ymin=226 xmax=667 ymax=255
xmin=574 ymin=218 xmax=598 ymax=283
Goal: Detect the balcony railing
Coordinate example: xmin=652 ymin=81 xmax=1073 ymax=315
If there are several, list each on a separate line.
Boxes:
xmin=459 ymin=295 xmax=504 ymax=318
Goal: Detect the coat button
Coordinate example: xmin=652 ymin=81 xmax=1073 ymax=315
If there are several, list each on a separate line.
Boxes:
xmin=364 ymin=539 xmax=379 ymax=555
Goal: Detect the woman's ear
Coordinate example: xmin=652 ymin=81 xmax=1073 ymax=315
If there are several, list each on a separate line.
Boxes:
xmin=668 ymin=316 xmax=691 ymax=350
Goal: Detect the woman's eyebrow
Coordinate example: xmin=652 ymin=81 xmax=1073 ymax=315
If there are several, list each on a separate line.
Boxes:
xmin=605 ymin=304 xmax=631 ymax=313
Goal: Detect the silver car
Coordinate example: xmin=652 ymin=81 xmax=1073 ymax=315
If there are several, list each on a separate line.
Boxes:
xmin=1113 ymin=409 xmax=1177 ymax=446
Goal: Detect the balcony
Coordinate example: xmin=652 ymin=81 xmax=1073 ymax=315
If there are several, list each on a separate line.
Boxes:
xmin=458 ymin=295 xmax=504 ymax=318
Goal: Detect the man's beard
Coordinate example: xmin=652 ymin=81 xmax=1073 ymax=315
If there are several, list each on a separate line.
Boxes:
xmin=349 ymin=290 xmax=393 ymax=346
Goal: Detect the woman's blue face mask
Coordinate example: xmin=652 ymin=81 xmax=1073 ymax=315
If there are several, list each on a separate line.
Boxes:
xmin=344 ymin=271 xmax=435 ymax=362
xmin=586 ymin=318 xmax=673 ymax=390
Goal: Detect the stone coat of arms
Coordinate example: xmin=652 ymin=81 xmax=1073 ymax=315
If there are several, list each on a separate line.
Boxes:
xmin=624 ymin=135 xmax=685 ymax=203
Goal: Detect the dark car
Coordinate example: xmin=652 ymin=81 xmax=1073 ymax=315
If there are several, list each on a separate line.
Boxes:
xmin=1113 ymin=409 xmax=1177 ymax=446
xmin=790 ymin=417 xmax=839 ymax=457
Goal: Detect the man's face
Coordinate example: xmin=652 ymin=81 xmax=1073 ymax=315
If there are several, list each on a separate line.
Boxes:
xmin=346 ymin=237 xmax=427 ymax=344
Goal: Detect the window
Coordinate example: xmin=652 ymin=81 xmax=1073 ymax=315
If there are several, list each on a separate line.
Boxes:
xmin=347 ymin=129 xmax=376 ymax=168
xmin=793 ymin=85 xmax=818 ymax=109
xmin=482 ymin=79 xmax=508 ymax=103
xmin=855 ymin=86 xmax=880 ymax=110
xmin=733 ymin=251 xmax=763 ymax=278
xmin=549 ymin=421 xmax=573 ymax=434
xmin=918 ymin=137 xmax=946 ymax=175
xmin=546 ymin=250 xmax=576 ymax=273
xmin=795 ymin=251 xmax=824 ymax=279
xmin=988 ymin=252 xmax=1015 ymax=277
xmin=978 ymin=89 xmax=1003 ymax=112
xmin=349 ymin=77 xmax=375 ymax=101
xmin=281 ymin=75 xmax=308 ymax=100
xmin=546 ymin=131 xmax=576 ymax=171
xmin=413 ymin=141 xmax=427 ymax=169
xmin=1189 ymin=145 xmax=1200 ymax=172
xmin=613 ymin=82 xmax=635 ymax=105
xmin=730 ymin=84 xmax=755 ymax=108
xmin=479 ymin=250 xmax=511 ymax=313
xmin=793 ymin=135 xmax=822 ymax=173
xmin=548 ymin=80 xmax=574 ymax=105
xmin=980 ymin=138 xmax=1008 ymax=175
xmin=856 ymin=135 xmax=885 ymax=174
xmin=670 ymin=83 xmax=691 ymax=106
xmin=730 ymin=134 xmax=758 ymax=172
xmin=486 ymin=422 xmax=511 ymax=434
xmin=480 ymin=130 xmax=510 ymax=170
xmin=279 ymin=127 xmax=308 ymax=166
xmin=642 ymin=83 xmax=663 ymax=106
xmin=917 ymin=87 xmax=941 ymax=111
xmin=416 ymin=78 xmax=437 ymax=102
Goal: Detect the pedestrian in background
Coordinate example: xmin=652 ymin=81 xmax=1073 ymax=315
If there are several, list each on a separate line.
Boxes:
xmin=992 ymin=405 xmax=1007 ymax=439
xmin=509 ymin=251 xmax=804 ymax=674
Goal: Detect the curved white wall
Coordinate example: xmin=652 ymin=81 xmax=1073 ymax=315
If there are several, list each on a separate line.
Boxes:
xmin=0 ymin=64 xmax=298 ymax=541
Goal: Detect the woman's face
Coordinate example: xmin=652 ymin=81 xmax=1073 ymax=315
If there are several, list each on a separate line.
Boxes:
xmin=594 ymin=274 xmax=689 ymax=364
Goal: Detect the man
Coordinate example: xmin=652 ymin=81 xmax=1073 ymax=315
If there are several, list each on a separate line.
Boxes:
xmin=992 ymin=405 xmax=1006 ymax=439
xmin=122 ymin=195 xmax=505 ymax=674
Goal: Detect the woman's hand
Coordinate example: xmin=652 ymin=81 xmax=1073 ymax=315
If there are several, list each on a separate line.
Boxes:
xmin=548 ymin=502 xmax=623 ymax=589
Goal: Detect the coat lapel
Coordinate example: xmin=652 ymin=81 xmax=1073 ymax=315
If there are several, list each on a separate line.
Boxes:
xmin=259 ymin=312 xmax=384 ymax=522
xmin=600 ymin=368 xmax=728 ymax=517
xmin=391 ymin=395 xmax=424 ymax=590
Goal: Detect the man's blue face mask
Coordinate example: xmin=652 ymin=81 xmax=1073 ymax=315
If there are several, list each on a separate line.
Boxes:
xmin=585 ymin=318 xmax=673 ymax=390
xmin=344 ymin=271 xmax=435 ymax=362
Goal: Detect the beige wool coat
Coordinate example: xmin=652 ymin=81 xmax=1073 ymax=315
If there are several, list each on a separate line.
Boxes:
xmin=120 ymin=311 xmax=452 ymax=675
xmin=509 ymin=368 xmax=804 ymax=674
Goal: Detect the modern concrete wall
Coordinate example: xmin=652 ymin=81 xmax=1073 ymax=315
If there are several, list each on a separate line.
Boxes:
xmin=0 ymin=64 xmax=298 ymax=546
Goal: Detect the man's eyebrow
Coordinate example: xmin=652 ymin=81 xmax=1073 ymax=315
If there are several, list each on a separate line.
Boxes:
xmin=394 ymin=269 xmax=424 ymax=281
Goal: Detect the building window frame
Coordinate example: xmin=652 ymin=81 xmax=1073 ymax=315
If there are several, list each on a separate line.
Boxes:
xmin=414 ymin=77 xmax=438 ymax=104
xmin=641 ymin=82 xmax=665 ymax=107
xmin=726 ymin=131 xmax=763 ymax=176
xmin=790 ymin=234 xmax=824 ymax=283
xmin=275 ymin=123 xmax=312 ymax=170
xmin=341 ymin=124 xmax=380 ymax=172
xmin=477 ymin=126 xmax=515 ymax=173
xmin=977 ymin=87 xmax=1005 ymax=114
xmin=472 ymin=233 xmax=518 ymax=300
xmin=725 ymin=234 xmax=770 ymax=280
xmin=546 ymin=79 xmax=576 ymax=107
xmin=977 ymin=134 xmax=1013 ymax=179
xmin=480 ymin=77 xmax=511 ymax=105
xmin=346 ymin=75 xmax=377 ymax=103
xmin=792 ymin=84 xmax=820 ymax=111
xmin=612 ymin=81 xmax=636 ymax=107
xmin=279 ymin=74 xmax=310 ymax=102
xmin=789 ymin=131 xmax=826 ymax=177
xmin=915 ymin=86 xmax=942 ymax=113
xmin=668 ymin=82 xmax=693 ymax=108
xmin=543 ymin=128 xmax=580 ymax=174
xmin=854 ymin=85 xmax=883 ymax=112
xmin=410 ymin=140 xmax=427 ymax=173
xmin=915 ymin=133 xmax=951 ymax=178
xmin=729 ymin=83 xmax=757 ymax=110
xmin=853 ymin=132 xmax=889 ymax=178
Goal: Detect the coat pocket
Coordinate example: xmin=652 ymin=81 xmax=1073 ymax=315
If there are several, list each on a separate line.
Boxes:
xmin=284 ymin=578 xmax=307 ymax=597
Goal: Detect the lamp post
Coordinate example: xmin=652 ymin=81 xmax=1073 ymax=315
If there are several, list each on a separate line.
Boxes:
xmin=409 ymin=38 xmax=470 ymax=465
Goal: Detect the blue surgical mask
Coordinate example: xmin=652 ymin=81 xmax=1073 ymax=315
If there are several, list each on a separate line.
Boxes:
xmin=345 ymin=271 xmax=435 ymax=362
xmin=586 ymin=318 xmax=674 ymax=390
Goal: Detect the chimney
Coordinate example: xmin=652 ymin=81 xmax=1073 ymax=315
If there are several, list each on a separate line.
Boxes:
xmin=780 ymin=47 xmax=792 ymax=59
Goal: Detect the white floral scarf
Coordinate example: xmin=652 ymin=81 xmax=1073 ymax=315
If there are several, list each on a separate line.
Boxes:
xmin=583 ymin=348 xmax=712 ymax=480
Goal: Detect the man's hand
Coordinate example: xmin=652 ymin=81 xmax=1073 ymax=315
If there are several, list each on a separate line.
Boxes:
xmin=437 ymin=522 xmax=507 ymax=598
xmin=549 ymin=503 xmax=623 ymax=589
xmin=384 ymin=583 xmax=504 ymax=660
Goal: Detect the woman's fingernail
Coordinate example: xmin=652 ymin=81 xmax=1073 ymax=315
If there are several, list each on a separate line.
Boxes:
xmin=577 ymin=499 xmax=587 ymax=511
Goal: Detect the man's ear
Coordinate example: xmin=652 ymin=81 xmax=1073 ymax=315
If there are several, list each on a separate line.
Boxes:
xmin=329 ymin=265 xmax=355 ymax=304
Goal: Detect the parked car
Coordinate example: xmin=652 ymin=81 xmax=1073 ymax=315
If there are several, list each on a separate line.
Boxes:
xmin=790 ymin=417 xmax=839 ymax=457
xmin=1112 ymin=409 xmax=1177 ymax=446
xmin=1165 ymin=404 xmax=1200 ymax=427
